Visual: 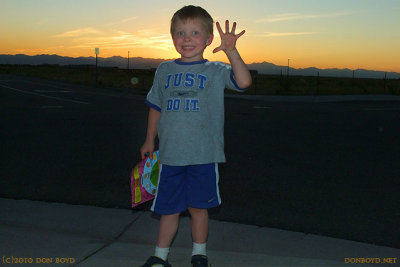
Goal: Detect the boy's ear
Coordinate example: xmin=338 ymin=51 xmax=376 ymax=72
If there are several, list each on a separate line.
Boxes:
xmin=206 ymin=34 xmax=214 ymax=46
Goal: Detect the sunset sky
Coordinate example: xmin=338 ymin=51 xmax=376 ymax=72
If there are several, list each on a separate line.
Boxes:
xmin=1 ymin=0 xmax=399 ymax=72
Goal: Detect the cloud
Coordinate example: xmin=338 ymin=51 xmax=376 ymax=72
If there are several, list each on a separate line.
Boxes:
xmin=256 ymin=11 xmax=357 ymax=23
xmin=52 ymin=25 xmax=173 ymax=51
xmin=68 ymin=30 xmax=173 ymax=51
xmin=107 ymin=16 xmax=138 ymax=26
xmin=260 ymin=31 xmax=320 ymax=38
xmin=53 ymin=27 xmax=102 ymax=38
xmin=149 ymin=35 xmax=170 ymax=40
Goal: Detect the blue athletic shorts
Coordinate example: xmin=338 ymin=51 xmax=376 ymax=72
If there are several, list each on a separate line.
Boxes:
xmin=151 ymin=163 xmax=221 ymax=215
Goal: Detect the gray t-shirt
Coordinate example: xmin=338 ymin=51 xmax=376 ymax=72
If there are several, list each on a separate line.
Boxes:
xmin=146 ymin=59 xmax=246 ymax=166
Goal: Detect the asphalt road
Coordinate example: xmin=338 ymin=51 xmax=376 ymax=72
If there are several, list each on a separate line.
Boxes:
xmin=1 ymin=74 xmax=399 ymax=249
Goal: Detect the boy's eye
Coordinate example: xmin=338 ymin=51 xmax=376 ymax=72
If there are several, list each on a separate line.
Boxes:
xmin=192 ymin=31 xmax=199 ymax=35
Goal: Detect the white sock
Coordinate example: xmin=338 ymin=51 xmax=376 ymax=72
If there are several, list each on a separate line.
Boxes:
xmin=192 ymin=242 xmax=207 ymax=256
xmin=154 ymin=246 xmax=169 ymax=261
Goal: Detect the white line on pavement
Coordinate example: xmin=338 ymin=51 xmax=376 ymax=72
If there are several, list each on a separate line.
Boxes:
xmin=253 ymin=106 xmax=272 ymax=109
xmin=24 ymin=80 xmax=71 ymax=91
xmin=35 ymin=90 xmax=72 ymax=93
xmin=40 ymin=106 xmax=65 ymax=109
xmin=363 ymin=108 xmax=399 ymax=111
xmin=0 ymin=84 xmax=89 ymax=105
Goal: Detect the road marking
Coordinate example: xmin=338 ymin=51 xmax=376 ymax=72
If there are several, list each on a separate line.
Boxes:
xmin=363 ymin=108 xmax=399 ymax=111
xmin=253 ymin=106 xmax=272 ymax=109
xmin=40 ymin=105 xmax=64 ymax=109
xmin=0 ymin=84 xmax=89 ymax=105
xmin=24 ymin=81 xmax=71 ymax=90
xmin=35 ymin=90 xmax=72 ymax=93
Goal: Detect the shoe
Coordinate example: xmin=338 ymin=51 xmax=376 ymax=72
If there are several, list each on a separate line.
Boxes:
xmin=141 ymin=256 xmax=172 ymax=267
xmin=191 ymin=255 xmax=211 ymax=267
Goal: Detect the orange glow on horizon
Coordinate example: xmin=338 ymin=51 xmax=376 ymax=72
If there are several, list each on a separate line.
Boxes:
xmin=2 ymin=39 xmax=399 ymax=73
xmin=1 ymin=0 xmax=399 ymax=73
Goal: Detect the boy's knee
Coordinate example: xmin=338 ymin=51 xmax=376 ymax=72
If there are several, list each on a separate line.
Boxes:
xmin=161 ymin=213 xmax=181 ymax=221
xmin=188 ymin=207 xmax=208 ymax=217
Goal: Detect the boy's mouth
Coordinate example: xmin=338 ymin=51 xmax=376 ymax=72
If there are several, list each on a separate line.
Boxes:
xmin=182 ymin=46 xmax=195 ymax=51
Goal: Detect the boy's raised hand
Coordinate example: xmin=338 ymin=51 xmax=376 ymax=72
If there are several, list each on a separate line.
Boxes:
xmin=213 ymin=20 xmax=245 ymax=54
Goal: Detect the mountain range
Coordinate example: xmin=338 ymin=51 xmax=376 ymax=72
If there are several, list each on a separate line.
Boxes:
xmin=1 ymin=54 xmax=399 ymax=79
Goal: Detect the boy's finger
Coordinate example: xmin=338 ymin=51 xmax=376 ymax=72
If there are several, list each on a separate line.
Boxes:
xmin=141 ymin=151 xmax=153 ymax=160
xmin=231 ymin=22 xmax=237 ymax=34
xmin=237 ymin=30 xmax=245 ymax=38
xmin=215 ymin=21 xmax=223 ymax=35
xmin=225 ymin=20 xmax=229 ymax=33
xmin=213 ymin=46 xmax=222 ymax=53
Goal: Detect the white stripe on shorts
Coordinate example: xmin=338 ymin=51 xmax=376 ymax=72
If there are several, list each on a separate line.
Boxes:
xmin=150 ymin=164 xmax=163 ymax=212
xmin=215 ymin=163 xmax=221 ymax=204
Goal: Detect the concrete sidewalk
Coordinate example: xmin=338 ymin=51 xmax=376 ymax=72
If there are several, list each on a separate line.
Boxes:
xmin=1 ymin=198 xmax=399 ymax=267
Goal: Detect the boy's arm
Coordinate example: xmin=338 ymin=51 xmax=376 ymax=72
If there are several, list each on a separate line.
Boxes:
xmin=140 ymin=107 xmax=161 ymax=159
xmin=225 ymin=48 xmax=252 ymax=89
xmin=213 ymin=20 xmax=252 ymax=89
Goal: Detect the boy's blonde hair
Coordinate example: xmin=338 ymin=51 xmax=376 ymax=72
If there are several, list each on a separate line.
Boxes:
xmin=170 ymin=5 xmax=214 ymax=35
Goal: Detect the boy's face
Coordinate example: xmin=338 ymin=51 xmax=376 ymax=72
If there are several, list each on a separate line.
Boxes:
xmin=172 ymin=18 xmax=213 ymax=62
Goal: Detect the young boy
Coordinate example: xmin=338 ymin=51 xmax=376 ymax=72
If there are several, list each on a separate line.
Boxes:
xmin=140 ymin=5 xmax=251 ymax=267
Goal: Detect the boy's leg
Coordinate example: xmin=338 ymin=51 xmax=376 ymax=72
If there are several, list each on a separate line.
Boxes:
xmin=186 ymin=163 xmax=219 ymax=266
xmin=188 ymin=206 xmax=209 ymax=260
xmin=188 ymin=207 xmax=209 ymax=243
xmin=157 ymin=213 xmax=180 ymax=248
xmin=188 ymin=207 xmax=211 ymax=266
xmin=145 ymin=164 xmax=187 ymax=266
xmin=145 ymin=213 xmax=179 ymax=265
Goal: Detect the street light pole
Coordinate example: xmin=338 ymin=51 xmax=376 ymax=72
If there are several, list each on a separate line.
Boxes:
xmin=127 ymin=51 xmax=130 ymax=70
xmin=287 ymin=59 xmax=290 ymax=79
xmin=95 ymin=48 xmax=99 ymax=85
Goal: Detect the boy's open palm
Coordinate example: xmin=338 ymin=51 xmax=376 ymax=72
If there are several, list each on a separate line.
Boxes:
xmin=213 ymin=20 xmax=245 ymax=54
